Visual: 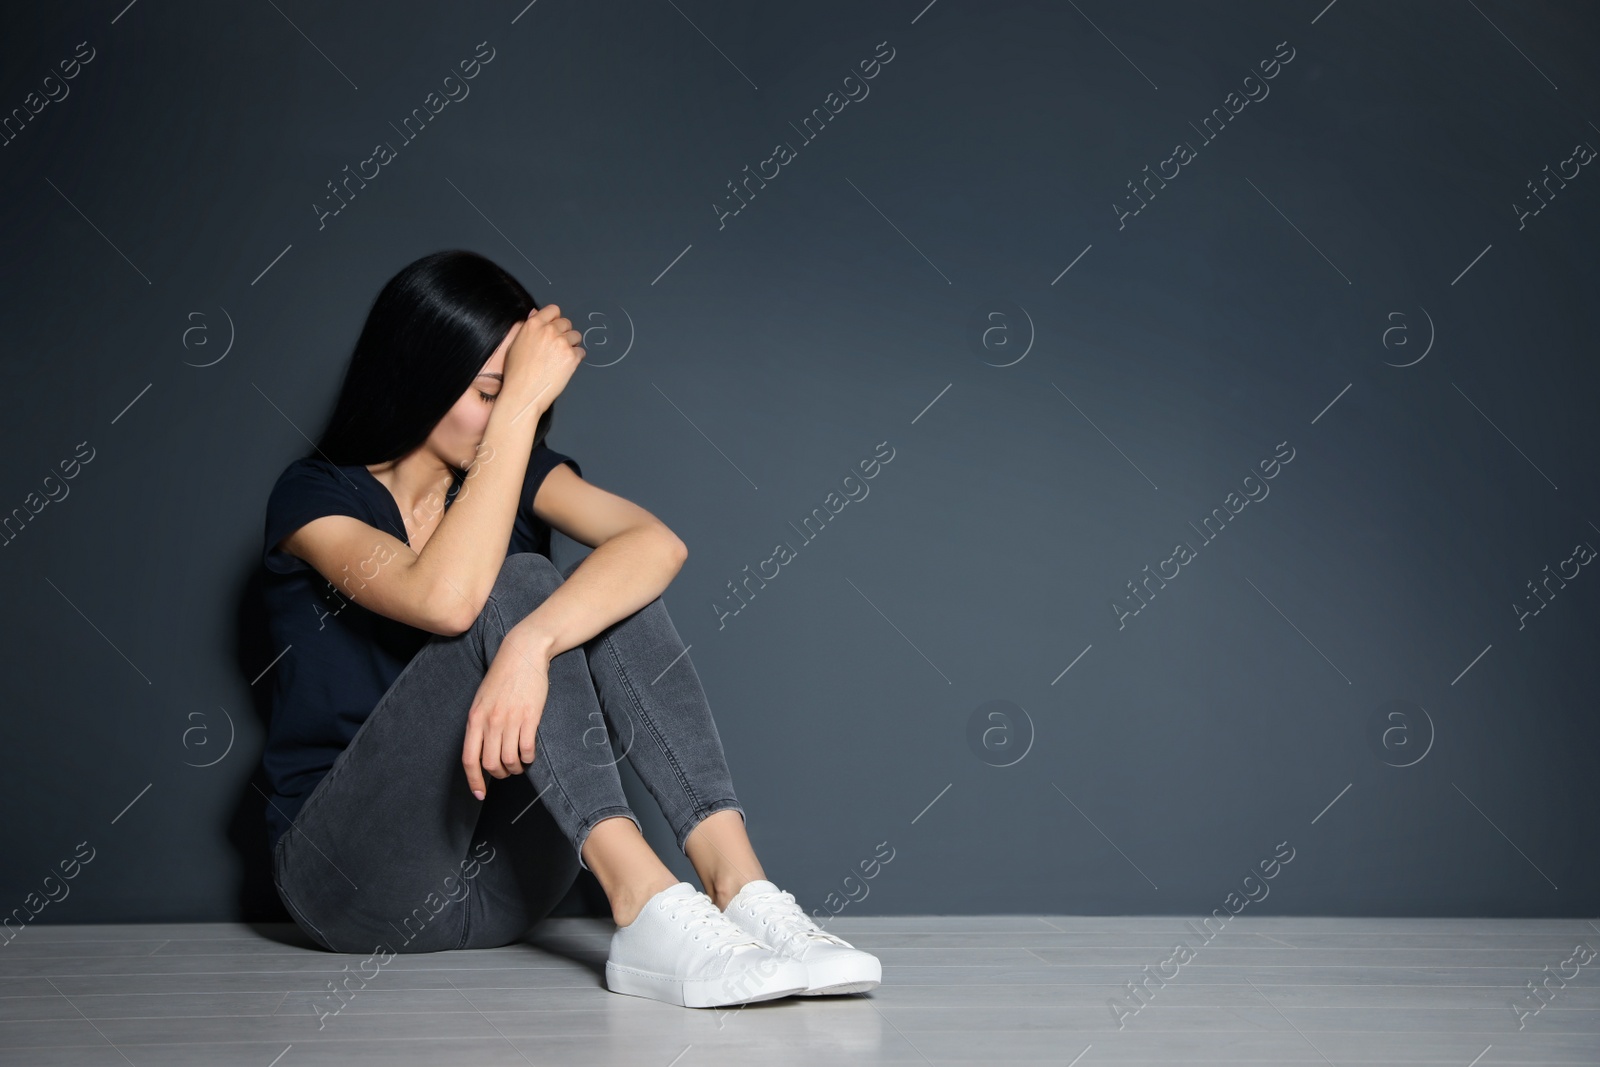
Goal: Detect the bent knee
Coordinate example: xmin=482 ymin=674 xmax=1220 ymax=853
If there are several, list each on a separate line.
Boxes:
xmin=497 ymin=552 xmax=562 ymax=592
xmin=483 ymin=554 xmax=564 ymax=622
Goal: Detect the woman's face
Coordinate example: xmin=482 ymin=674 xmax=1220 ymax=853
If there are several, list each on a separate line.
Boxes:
xmin=429 ymin=321 xmax=520 ymax=470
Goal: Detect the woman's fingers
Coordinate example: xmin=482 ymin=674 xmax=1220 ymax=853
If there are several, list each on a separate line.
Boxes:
xmin=518 ymin=711 xmax=537 ymax=767
xmin=461 ymin=713 xmax=487 ymax=800
xmin=481 ymin=717 xmax=511 ymax=779
xmin=480 ymin=707 xmax=532 ymax=778
xmin=465 ymin=657 xmax=547 ymax=797
xmin=501 ymin=724 xmax=525 ymax=777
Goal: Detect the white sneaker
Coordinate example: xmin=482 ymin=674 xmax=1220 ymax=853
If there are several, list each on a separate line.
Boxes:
xmin=722 ymin=879 xmax=882 ymax=995
xmin=605 ymin=882 xmax=810 ymax=1008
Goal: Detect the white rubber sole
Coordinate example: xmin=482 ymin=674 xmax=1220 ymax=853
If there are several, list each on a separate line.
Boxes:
xmin=795 ymin=953 xmax=883 ymax=996
xmin=800 ymin=979 xmax=881 ymax=995
xmin=605 ymin=958 xmax=810 ymax=1008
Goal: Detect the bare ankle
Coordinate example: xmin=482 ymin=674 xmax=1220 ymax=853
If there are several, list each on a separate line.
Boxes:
xmin=708 ymin=874 xmax=757 ymax=911
xmin=581 ymin=816 xmax=682 ymax=928
xmin=612 ymin=872 xmax=679 ymax=928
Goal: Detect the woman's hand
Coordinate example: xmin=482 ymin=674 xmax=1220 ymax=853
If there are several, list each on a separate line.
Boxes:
xmin=501 ymin=302 xmax=585 ymax=415
xmin=461 ymin=636 xmax=550 ymax=800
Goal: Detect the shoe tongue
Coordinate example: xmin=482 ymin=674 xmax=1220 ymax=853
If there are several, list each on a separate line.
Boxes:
xmin=738 ymin=879 xmax=781 ymax=898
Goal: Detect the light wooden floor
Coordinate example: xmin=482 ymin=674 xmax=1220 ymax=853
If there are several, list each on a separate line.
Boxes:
xmin=2 ymin=916 xmax=1597 ymax=1065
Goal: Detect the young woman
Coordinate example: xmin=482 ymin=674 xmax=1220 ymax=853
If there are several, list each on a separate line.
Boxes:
xmin=260 ymin=250 xmax=880 ymax=1009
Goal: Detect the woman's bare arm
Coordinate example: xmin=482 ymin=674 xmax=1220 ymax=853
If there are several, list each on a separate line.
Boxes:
xmin=495 ymin=461 xmax=688 ymax=668
xmin=458 ymin=455 xmax=692 ymax=795
xmin=280 ymin=304 xmax=582 ymax=635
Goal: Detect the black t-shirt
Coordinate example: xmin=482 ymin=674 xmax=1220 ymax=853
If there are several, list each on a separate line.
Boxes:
xmin=258 ymin=443 xmax=580 ymax=854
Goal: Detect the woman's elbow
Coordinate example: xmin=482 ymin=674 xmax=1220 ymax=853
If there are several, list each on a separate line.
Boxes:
xmin=428 ymin=584 xmax=482 ymax=637
xmin=659 ymin=527 xmax=688 ymax=567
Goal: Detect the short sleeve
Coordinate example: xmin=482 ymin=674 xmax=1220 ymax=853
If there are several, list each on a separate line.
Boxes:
xmin=262 ymin=458 xmax=371 ymax=575
xmin=522 ymin=442 xmax=581 ymax=517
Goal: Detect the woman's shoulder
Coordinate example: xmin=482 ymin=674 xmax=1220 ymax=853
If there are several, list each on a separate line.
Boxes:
xmin=269 ymin=455 xmax=359 ymax=499
xmin=263 ymin=456 xmax=374 ymax=573
xmin=528 ymin=440 xmax=580 ymax=478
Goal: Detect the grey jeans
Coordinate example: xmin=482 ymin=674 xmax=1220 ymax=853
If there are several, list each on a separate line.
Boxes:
xmin=272 ymin=552 xmax=745 ymax=955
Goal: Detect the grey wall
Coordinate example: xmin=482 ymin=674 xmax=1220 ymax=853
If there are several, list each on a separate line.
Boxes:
xmin=2 ymin=0 xmax=1596 ymax=927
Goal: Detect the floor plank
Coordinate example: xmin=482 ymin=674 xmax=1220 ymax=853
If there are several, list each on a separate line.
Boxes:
xmin=0 ymin=916 xmax=1595 ymax=1065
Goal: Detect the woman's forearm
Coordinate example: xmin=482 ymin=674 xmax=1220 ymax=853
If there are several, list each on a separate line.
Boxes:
xmin=502 ymin=525 xmax=687 ymax=669
xmin=412 ymin=388 xmax=547 ymax=631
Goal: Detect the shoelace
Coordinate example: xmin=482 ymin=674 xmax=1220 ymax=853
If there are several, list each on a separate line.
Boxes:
xmin=665 ymin=891 xmax=768 ymax=958
xmin=739 ymin=887 xmax=853 ymax=951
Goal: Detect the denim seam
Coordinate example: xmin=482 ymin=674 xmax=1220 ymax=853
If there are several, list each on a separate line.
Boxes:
xmin=285 ymin=645 xmax=405 ymax=835
xmin=269 ymin=686 xmax=393 ymax=951
xmin=279 ymin=759 xmax=341 ymax=843
xmin=455 ymin=862 xmax=474 ymax=950
xmin=483 ymin=585 xmax=614 ymax=876
xmin=492 ymin=591 xmax=595 ymax=831
xmin=308 ymin=614 xmax=474 ymax=821
xmin=274 ymin=829 xmax=336 ymax=951
xmin=677 ymin=799 xmax=746 ymax=854
xmin=575 ymin=806 xmax=642 ymax=871
xmin=600 ymin=626 xmax=703 ymax=828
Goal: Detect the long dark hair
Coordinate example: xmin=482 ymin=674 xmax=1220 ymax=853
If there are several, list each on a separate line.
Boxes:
xmin=312 ymin=249 xmax=555 ymax=470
